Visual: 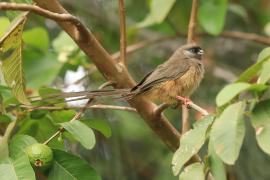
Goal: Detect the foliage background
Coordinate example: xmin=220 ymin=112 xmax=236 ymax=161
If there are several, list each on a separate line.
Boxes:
xmin=1 ymin=0 xmax=270 ymax=179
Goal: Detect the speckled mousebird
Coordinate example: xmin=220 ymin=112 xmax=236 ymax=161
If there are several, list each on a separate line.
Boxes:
xmin=37 ymin=43 xmax=204 ymax=105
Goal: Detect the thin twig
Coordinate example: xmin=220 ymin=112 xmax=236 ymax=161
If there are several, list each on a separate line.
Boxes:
xmin=0 ymin=2 xmax=78 ymax=23
xmin=181 ymin=105 xmax=190 ymax=133
xmin=187 ymin=0 xmax=199 ymax=43
xmin=98 ymin=81 xmax=115 ymax=89
xmin=219 ymin=31 xmax=270 ymax=46
xmin=118 ymin=0 xmax=127 ymax=66
xmin=153 ymin=103 xmax=170 ymax=117
xmin=111 ymin=36 xmax=176 ymax=60
xmin=0 ymin=2 xmax=89 ymax=39
xmin=176 ymin=96 xmax=209 ymax=116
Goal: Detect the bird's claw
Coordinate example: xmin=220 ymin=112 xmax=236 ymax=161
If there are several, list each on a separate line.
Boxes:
xmin=176 ymin=96 xmax=192 ymax=109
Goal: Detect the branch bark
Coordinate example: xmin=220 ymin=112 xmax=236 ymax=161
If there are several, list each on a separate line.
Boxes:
xmin=118 ymin=0 xmax=127 ymax=66
xmin=187 ymin=0 xmax=199 ymax=43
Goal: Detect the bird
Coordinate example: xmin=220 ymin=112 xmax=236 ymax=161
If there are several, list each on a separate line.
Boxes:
xmin=34 ymin=43 xmax=204 ymax=106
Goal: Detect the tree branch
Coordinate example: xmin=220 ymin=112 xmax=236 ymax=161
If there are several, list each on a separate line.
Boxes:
xmin=176 ymin=96 xmax=209 ymax=116
xmin=181 ymin=105 xmax=190 ymax=133
xmin=187 ymin=0 xmax=199 ymax=43
xmin=0 ymin=2 xmax=78 ymax=23
xmin=111 ymin=36 xmax=176 ymax=60
xmin=118 ymin=0 xmax=127 ymax=66
xmin=219 ymin=31 xmax=270 ymax=46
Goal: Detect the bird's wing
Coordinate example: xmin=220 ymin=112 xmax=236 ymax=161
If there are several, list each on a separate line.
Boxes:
xmin=132 ymin=60 xmax=190 ymax=94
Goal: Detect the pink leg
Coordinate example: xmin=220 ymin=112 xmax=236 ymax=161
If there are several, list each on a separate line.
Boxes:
xmin=176 ymin=96 xmax=192 ymax=108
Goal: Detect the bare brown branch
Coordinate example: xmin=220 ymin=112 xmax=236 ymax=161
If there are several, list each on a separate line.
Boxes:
xmin=187 ymin=0 xmax=199 ymax=43
xmin=0 ymin=2 xmax=78 ymax=23
xmin=111 ymin=36 xmax=176 ymax=60
xmin=176 ymin=96 xmax=209 ymax=116
xmin=153 ymin=103 xmax=170 ymax=117
xmin=219 ymin=31 xmax=270 ymax=46
xmin=181 ymin=105 xmax=190 ymax=133
xmin=118 ymin=0 xmax=127 ymax=66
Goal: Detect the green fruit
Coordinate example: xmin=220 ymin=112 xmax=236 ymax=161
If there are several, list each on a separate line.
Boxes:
xmin=25 ymin=143 xmax=53 ymax=168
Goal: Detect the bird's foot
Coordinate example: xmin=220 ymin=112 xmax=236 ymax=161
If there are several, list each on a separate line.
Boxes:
xmin=176 ymin=96 xmax=192 ymax=109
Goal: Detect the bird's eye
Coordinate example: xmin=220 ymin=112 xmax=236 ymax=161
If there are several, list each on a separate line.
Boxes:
xmin=189 ymin=48 xmax=197 ymax=53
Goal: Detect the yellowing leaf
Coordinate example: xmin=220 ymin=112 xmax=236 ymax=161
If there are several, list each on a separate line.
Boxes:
xmin=0 ymin=13 xmax=29 ymax=104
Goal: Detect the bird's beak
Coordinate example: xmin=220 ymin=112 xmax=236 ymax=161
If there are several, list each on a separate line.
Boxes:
xmin=198 ymin=49 xmax=204 ymax=55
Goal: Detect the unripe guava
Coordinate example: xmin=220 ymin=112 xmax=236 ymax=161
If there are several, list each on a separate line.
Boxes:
xmin=25 ymin=143 xmax=53 ymax=169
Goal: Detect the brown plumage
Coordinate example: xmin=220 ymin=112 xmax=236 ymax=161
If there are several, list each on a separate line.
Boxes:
xmin=36 ymin=43 xmax=204 ymax=105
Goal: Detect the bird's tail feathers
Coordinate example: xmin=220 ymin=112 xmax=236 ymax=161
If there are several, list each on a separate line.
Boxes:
xmin=30 ymin=89 xmax=133 ymax=104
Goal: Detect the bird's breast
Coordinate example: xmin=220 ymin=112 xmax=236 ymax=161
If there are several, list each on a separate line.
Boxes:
xmin=143 ymin=62 xmax=204 ymax=104
xmin=175 ymin=63 xmax=204 ymax=97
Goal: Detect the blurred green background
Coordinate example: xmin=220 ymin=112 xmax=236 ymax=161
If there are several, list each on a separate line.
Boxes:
xmin=1 ymin=0 xmax=270 ymax=179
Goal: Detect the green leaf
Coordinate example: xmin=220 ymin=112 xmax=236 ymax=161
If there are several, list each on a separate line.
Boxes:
xmin=61 ymin=121 xmax=96 ymax=150
xmin=9 ymin=135 xmax=37 ymax=159
xmin=166 ymin=0 xmax=191 ymax=34
xmin=208 ymin=137 xmax=226 ymax=180
xmin=23 ymin=27 xmax=49 ymax=51
xmin=48 ymin=149 xmax=101 ymax=180
xmin=172 ymin=116 xmax=214 ymax=175
xmin=211 ymin=101 xmax=246 ymax=164
xmin=237 ymin=47 xmax=270 ymax=82
xmin=216 ymin=82 xmax=251 ymax=107
xmin=198 ymin=0 xmax=228 ymax=35
xmin=258 ymin=60 xmax=270 ymax=84
xmin=0 ymin=17 xmax=10 ymax=37
xmin=0 ymin=154 xmax=35 ymax=180
xmin=0 ymin=13 xmax=29 ymax=104
xmin=24 ymin=53 xmax=62 ymax=88
xmin=136 ymin=0 xmax=176 ymax=28
xmin=50 ymin=110 xmax=76 ymax=124
xmin=179 ymin=163 xmax=204 ymax=180
xmin=0 ymin=120 xmax=17 ymax=161
xmin=250 ymin=100 xmax=270 ymax=155
xmin=82 ymin=119 xmax=112 ymax=138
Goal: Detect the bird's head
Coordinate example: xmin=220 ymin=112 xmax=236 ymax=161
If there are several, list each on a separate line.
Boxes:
xmin=181 ymin=43 xmax=204 ymax=60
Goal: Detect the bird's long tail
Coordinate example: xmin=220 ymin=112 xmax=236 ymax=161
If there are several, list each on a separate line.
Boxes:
xmin=30 ymin=88 xmax=135 ymax=104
